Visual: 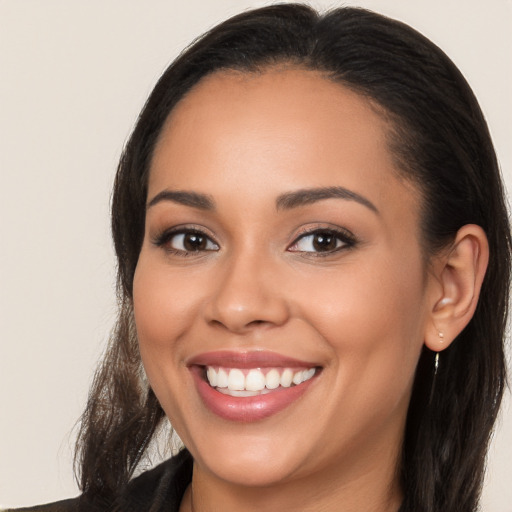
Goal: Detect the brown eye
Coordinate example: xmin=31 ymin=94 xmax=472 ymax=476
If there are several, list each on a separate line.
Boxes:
xmin=311 ymin=233 xmax=338 ymax=252
xmin=183 ymin=233 xmax=208 ymax=251
xmin=288 ymin=229 xmax=355 ymax=254
xmin=163 ymin=231 xmax=219 ymax=253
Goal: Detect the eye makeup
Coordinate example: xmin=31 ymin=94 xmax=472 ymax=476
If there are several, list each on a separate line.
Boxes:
xmin=287 ymin=225 xmax=357 ymax=257
xmin=151 ymin=221 xmax=358 ymax=260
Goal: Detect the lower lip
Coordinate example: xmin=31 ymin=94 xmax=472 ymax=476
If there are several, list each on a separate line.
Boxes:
xmin=191 ymin=367 xmax=318 ymax=422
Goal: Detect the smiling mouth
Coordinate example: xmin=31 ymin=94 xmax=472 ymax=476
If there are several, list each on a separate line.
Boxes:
xmin=188 ymin=351 xmax=322 ymax=421
xmin=204 ymin=366 xmax=317 ymax=397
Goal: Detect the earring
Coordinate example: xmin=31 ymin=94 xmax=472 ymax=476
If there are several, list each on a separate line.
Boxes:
xmin=428 ymin=330 xmax=444 ymax=406
xmin=429 ymin=350 xmax=441 ymax=406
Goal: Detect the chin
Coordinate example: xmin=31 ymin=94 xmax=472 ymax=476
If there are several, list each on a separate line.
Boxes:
xmin=198 ymin=447 xmax=305 ymax=487
xmin=177 ymin=420 xmax=313 ymax=487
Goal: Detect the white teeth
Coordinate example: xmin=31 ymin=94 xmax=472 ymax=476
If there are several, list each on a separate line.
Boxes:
xmin=217 ymin=368 xmax=229 ymax=388
xmin=206 ymin=367 xmax=217 ymax=387
xmin=304 ymin=368 xmax=316 ymax=380
xmin=218 ymin=388 xmax=272 ymax=397
xmin=265 ymin=369 xmax=280 ymax=389
xmin=246 ymin=369 xmax=266 ymax=391
xmin=280 ymin=368 xmax=293 ymax=387
xmin=228 ymin=369 xmax=245 ymax=391
xmin=205 ymin=366 xmax=317 ymax=393
xmin=292 ymin=370 xmax=305 ymax=385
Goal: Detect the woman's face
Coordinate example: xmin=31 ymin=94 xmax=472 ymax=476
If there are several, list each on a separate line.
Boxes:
xmin=133 ymin=68 xmax=437 ymax=489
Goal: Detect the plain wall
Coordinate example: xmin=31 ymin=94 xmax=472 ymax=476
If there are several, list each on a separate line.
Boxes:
xmin=0 ymin=0 xmax=510 ymax=509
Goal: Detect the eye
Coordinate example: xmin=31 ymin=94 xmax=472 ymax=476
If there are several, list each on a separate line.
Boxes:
xmin=288 ymin=228 xmax=355 ymax=254
xmin=154 ymin=229 xmax=219 ymax=254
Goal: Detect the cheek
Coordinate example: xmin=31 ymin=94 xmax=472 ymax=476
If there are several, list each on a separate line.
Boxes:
xmin=132 ymin=255 xmax=197 ymax=396
xmin=132 ymin=256 xmax=200 ymax=429
xmin=133 ymin=255 xmax=196 ymax=350
xmin=295 ymin=252 xmax=427 ymax=394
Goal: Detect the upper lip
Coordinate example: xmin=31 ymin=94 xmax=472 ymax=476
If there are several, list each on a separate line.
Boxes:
xmin=187 ymin=350 xmax=319 ymax=369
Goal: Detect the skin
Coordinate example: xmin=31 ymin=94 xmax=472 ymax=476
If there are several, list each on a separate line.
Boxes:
xmin=132 ymin=68 xmax=480 ymax=511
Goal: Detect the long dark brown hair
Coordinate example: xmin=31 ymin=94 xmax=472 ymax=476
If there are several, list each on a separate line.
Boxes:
xmin=74 ymin=5 xmax=511 ymax=511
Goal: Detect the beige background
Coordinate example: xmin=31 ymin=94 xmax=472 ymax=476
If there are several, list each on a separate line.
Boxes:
xmin=0 ymin=0 xmax=510 ymax=509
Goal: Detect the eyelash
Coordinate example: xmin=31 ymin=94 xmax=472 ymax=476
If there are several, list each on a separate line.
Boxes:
xmin=152 ymin=227 xmax=219 ymax=256
xmin=287 ymin=227 xmax=357 ymax=257
xmin=152 ymin=226 xmax=357 ymax=257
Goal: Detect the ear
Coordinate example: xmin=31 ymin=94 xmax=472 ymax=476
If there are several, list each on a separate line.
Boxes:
xmin=424 ymin=224 xmax=489 ymax=352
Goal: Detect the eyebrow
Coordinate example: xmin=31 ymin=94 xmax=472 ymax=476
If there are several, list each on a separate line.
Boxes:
xmin=276 ymin=186 xmax=379 ymax=214
xmin=147 ymin=186 xmax=378 ymax=214
xmin=147 ymin=190 xmax=215 ymax=211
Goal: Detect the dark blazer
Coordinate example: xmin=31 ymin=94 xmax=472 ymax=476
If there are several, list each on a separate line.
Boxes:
xmin=5 ymin=450 xmax=193 ymax=512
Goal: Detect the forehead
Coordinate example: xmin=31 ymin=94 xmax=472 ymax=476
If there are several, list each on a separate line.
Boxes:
xmin=160 ymin=67 xmax=391 ymax=154
xmin=149 ymin=67 xmax=419 ymax=219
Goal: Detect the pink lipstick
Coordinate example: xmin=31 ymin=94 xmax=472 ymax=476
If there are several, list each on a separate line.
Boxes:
xmin=188 ymin=351 xmax=320 ymax=422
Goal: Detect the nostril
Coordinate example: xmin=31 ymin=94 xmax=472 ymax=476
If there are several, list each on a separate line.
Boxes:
xmin=209 ymin=319 xmax=227 ymax=329
xmin=208 ymin=318 xmax=269 ymax=331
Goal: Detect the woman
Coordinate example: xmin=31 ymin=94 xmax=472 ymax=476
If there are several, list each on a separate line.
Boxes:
xmin=7 ymin=4 xmax=510 ymax=512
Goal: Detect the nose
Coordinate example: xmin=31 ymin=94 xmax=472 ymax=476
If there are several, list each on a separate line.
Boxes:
xmin=204 ymin=250 xmax=290 ymax=334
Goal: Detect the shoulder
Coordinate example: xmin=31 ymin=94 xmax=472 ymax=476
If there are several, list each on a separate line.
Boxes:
xmin=4 ymin=449 xmax=193 ymax=512
xmin=114 ymin=448 xmax=193 ymax=510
